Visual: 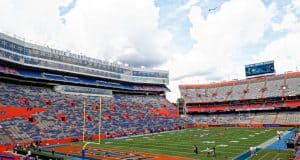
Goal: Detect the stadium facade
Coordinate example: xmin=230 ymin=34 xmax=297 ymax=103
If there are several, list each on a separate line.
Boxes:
xmin=0 ymin=32 xmax=169 ymax=87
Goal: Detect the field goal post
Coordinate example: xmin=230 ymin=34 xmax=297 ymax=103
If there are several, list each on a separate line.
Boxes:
xmin=82 ymin=93 xmax=112 ymax=151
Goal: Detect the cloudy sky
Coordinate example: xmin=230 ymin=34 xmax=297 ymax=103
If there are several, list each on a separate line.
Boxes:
xmin=0 ymin=0 xmax=299 ymax=102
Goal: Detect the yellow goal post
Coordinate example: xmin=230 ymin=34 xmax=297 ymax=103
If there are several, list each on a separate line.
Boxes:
xmin=82 ymin=93 xmax=112 ymax=150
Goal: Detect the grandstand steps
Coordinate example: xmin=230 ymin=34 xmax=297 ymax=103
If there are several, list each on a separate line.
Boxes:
xmin=250 ymin=114 xmax=256 ymax=124
xmin=224 ymin=85 xmax=234 ymax=101
xmin=272 ymin=112 xmax=278 ymax=124
xmin=209 ymin=87 xmax=219 ymax=102
xmin=34 ymin=123 xmax=50 ymax=138
xmin=197 ymin=92 xmax=204 ymax=102
xmin=240 ymin=81 xmax=250 ymax=100
xmin=282 ymin=74 xmax=288 ymax=97
xmin=260 ymin=78 xmax=268 ymax=99
xmin=8 ymin=126 xmax=31 ymax=143
xmin=0 ymin=128 xmax=14 ymax=144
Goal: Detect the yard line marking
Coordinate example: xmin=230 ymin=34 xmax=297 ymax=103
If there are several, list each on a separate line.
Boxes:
xmin=271 ymin=153 xmax=280 ymax=160
xmin=258 ymin=152 xmax=271 ymax=160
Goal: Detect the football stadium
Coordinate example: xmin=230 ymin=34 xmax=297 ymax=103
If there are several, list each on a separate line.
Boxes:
xmin=0 ymin=30 xmax=300 ymax=160
xmin=1 ymin=2 xmax=300 ymax=160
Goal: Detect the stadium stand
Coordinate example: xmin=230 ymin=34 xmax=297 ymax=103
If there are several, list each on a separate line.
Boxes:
xmin=0 ymin=82 xmax=190 ymax=146
xmin=180 ymin=72 xmax=300 ymax=114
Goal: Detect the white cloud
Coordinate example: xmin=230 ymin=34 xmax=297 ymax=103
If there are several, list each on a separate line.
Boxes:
xmin=0 ymin=0 xmax=172 ymax=67
xmin=272 ymin=11 xmax=299 ymax=31
xmin=0 ymin=0 xmax=64 ymax=45
xmin=179 ymin=0 xmax=199 ymax=11
xmin=292 ymin=0 xmax=300 ymax=10
xmin=256 ymin=7 xmax=300 ymax=74
xmin=56 ymin=0 xmax=172 ymax=67
xmin=164 ymin=0 xmax=275 ymax=102
xmin=287 ymin=0 xmax=300 ymax=18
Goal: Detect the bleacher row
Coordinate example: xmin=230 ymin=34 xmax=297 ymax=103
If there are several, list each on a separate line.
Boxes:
xmin=180 ymin=72 xmax=300 ymax=103
xmin=189 ymin=111 xmax=300 ymax=125
xmin=0 ymin=82 xmax=191 ymax=145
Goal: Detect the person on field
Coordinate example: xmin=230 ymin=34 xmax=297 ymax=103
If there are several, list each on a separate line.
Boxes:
xmin=250 ymin=146 xmax=256 ymax=156
xmin=212 ymin=146 xmax=216 ymax=159
xmin=206 ymin=147 xmax=211 ymax=157
xmin=52 ymin=148 xmax=55 ymax=155
xmin=193 ymin=145 xmax=198 ymax=154
xmin=277 ymin=130 xmax=282 ymax=140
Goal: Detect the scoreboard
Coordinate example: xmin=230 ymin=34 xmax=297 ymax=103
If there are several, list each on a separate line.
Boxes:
xmin=245 ymin=60 xmax=275 ymax=77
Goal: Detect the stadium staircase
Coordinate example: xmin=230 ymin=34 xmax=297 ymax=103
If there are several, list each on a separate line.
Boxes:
xmin=240 ymin=81 xmax=250 ymax=100
xmin=260 ymin=78 xmax=268 ymax=99
xmin=272 ymin=112 xmax=278 ymax=124
xmin=250 ymin=114 xmax=256 ymax=124
xmin=224 ymin=86 xmax=233 ymax=101
xmin=282 ymin=74 xmax=288 ymax=97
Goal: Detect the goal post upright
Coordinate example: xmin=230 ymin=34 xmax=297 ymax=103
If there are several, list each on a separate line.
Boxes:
xmin=83 ymin=97 xmax=86 ymax=143
xmin=98 ymin=96 xmax=102 ymax=144
xmin=82 ymin=95 xmax=103 ymax=149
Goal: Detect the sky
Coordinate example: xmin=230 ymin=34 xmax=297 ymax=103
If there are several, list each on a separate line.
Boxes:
xmin=0 ymin=0 xmax=300 ymax=102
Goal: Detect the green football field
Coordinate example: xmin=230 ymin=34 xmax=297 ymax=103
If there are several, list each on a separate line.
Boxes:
xmin=79 ymin=127 xmax=292 ymax=160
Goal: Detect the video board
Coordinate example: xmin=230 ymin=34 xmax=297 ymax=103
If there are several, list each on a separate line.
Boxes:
xmin=245 ymin=60 xmax=275 ymax=77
